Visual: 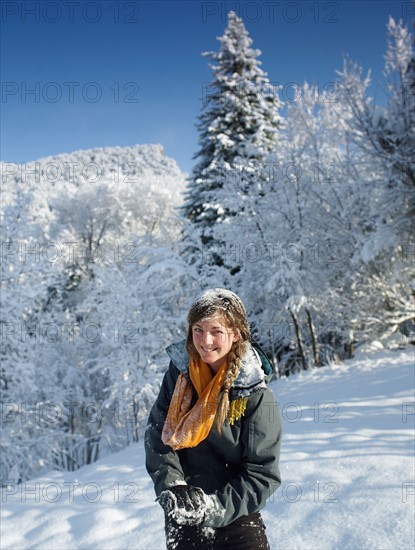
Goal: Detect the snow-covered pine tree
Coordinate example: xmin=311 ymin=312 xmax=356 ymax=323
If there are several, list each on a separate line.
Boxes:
xmin=181 ymin=11 xmax=282 ymax=274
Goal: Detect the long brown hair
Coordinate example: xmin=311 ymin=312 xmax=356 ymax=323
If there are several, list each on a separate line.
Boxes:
xmin=186 ymin=288 xmax=250 ymax=431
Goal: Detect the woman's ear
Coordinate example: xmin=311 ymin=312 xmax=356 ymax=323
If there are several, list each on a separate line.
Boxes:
xmin=232 ymin=331 xmax=239 ymax=343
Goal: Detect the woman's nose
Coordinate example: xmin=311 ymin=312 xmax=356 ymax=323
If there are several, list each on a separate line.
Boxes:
xmin=203 ymin=332 xmax=213 ymax=344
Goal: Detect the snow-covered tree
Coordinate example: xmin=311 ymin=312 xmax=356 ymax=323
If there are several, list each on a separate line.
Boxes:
xmin=335 ymin=16 xmax=415 ymax=339
xmin=337 ymin=17 xmax=414 ymax=250
xmin=211 ymin=16 xmax=415 ymax=373
xmin=181 ymin=10 xmax=282 ymax=272
xmin=0 ymin=177 xmax=54 ymax=482
xmin=0 ymin=145 xmax=195 ymax=482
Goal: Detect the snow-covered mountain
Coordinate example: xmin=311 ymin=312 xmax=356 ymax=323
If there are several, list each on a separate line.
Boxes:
xmin=1 ymin=143 xmax=187 ymax=243
xmin=2 ymin=348 xmax=414 ymax=550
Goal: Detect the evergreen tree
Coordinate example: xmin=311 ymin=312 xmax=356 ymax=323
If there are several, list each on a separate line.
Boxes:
xmin=181 ymin=11 xmax=282 ymax=271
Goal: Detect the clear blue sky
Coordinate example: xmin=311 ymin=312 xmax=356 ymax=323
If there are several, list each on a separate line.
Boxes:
xmin=1 ymin=0 xmax=411 ymax=173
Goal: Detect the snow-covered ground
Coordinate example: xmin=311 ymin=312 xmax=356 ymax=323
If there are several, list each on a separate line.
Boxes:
xmin=2 ymin=348 xmax=414 ymax=550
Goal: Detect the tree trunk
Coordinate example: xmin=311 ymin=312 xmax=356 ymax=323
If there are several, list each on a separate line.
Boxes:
xmin=305 ymin=307 xmax=320 ymax=366
xmin=289 ymin=310 xmax=307 ymax=371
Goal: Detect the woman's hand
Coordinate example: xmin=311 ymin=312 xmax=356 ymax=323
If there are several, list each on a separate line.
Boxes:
xmin=158 ymin=485 xmax=207 ymax=526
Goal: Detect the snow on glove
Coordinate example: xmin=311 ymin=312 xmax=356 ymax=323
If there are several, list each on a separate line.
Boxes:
xmin=158 ymin=485 xmax=207 ymax=526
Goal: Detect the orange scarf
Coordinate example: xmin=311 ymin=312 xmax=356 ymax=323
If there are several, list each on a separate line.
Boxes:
xmin=161 ymin=357 xmax=228 ymax=450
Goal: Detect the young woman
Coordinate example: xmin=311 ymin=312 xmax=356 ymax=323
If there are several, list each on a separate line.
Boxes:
xmin=145 ymin=288 xmax=282 ymax=550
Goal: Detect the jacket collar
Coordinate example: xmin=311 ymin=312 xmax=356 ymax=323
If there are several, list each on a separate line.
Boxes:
xmin=165 ymin=339 xmax=190 ymax=375
xmin=165 ymin=339 xmax=273 ymax=392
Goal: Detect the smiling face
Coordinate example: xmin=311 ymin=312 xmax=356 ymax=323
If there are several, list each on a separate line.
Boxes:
xmin=192 ymin=316 xmax=238 ymax=373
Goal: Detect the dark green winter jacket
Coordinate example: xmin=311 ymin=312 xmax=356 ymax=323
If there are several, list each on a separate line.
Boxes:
xmin=144 ymin=339 xmax=282 ymax=528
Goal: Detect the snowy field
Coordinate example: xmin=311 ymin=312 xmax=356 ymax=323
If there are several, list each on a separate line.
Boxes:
xmin=1 ymin=347 xmax=414 ymax=550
